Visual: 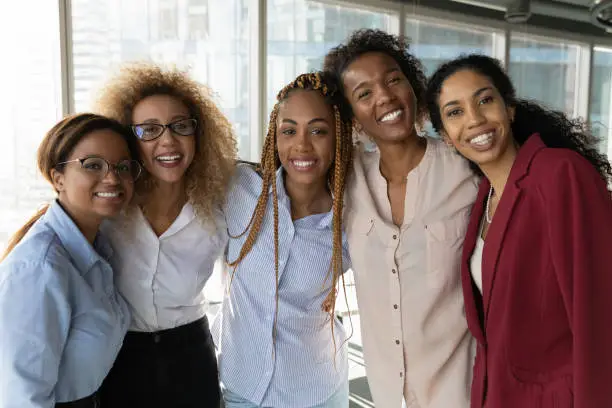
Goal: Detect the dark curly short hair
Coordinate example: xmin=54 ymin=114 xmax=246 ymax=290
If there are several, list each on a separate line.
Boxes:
xmin=323 ymin=28 xmax=427 ymax=124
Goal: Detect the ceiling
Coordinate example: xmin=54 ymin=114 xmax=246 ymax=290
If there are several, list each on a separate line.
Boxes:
xmin=400 ymin=0 xmax=612 ymax=37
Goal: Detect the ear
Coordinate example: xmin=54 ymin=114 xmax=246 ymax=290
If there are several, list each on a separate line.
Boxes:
xmin=440 ymin=130 xmax=453 ymax=147
xmin=50 ymin=168 xmax=65 ymax=193
xmin=508 ymin=105 xmax=516 ymax=123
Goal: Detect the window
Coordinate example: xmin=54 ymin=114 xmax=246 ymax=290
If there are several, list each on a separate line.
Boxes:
xmin=266 ymin=0 xmax=399 ymax=116
xmin=591 ymin=47 xmax=612 ymax=157
xmin=509 ymin=35 xmax=580 ymax=116
xmin=405 ymin=17 xmax=502 ymax=76
xmin=0 ymin=2 xmax=62 ymax=250
xmin=71 ymin=0 xmax=251 ymax=157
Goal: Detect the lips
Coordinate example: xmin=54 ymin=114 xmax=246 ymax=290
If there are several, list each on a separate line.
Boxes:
xmin=289 ymin=158 xmax=317 ymax=171
xmin=155 ymin=153 xmax=183 ymax=163
xmin=377 ymin=108 xmax=403 ymax=123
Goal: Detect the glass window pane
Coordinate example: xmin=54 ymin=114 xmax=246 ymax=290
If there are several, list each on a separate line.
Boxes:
xmin=267 ymin=0 xmax=399 ymax=115
xmin=71 ymin=0 xmax=251 ymax=157
xmin=0 ymin=3 xmax=62 ymax=250
xmin=590 ymin=47 xmax=612 ymax=158
xmin=406 ymin=18 xmax=497 ymax=75
xmin=509 ymin=35 xmax=579 ymax=116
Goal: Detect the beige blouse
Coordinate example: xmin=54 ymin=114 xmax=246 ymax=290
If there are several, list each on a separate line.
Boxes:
xmin=345 ymin=137 xmax=479 ymax=408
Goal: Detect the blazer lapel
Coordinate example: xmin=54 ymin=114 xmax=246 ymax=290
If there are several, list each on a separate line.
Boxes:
xmin=482 ymin=133 xmax=546 ymax=329
xmin=461 ymin=180 xmax=489 ymax=343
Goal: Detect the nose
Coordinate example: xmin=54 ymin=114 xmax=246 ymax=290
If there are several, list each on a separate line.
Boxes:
xmin=466 ymin=105 xmax=486 ymax=128
xmin=375 ymin=85 xmax=395 ymax=106
xmin=295 ymin=128 xmax=314 ymax=151
xmin=158 ymin=126 xmax=178 ymax=145
xmin=101 ymin=166 xmax=121 ymax=185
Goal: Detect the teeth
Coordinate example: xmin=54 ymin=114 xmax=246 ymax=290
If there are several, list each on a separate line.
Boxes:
xmin=156 ymin=155 xmax=181 ymax=161
xmin=292 ymin=160 xmax=315 ymax=168
xmin=470 ymin=132 xmax=493 ymax=146
xmin=95 ymin=192 xmax=120 ymax=198
xmin=380 ymin=110 xmax=402 ymax=122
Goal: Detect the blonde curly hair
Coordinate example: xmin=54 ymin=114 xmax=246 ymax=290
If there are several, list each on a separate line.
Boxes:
xmin=94 ymin=62 xmax=237 ymax=223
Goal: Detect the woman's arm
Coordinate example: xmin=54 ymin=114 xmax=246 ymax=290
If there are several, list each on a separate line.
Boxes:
xmin=543 ymin=151 xmax=612 ymax=408
xmin=0 ymin=261 xmax=71 ymax=408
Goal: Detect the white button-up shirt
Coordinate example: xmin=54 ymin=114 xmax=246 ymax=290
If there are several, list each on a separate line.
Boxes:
xmin=101 ymin=203 xmax=227 ymax=332
xmin=345 ymin=137 xmax=479 ymax=408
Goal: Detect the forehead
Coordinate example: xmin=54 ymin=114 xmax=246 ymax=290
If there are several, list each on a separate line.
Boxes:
xmin=68 ymin=129 xmax=130 ymax=159
xmin=342 ymin=52 xmax=401 ymax=86
xmin=132 ymin=94 xmax=190 ymax=122
xmin=277 ymin=90 xmax=333 ymax=121
xmin=438 ymin=69 xmax=496 ymax=103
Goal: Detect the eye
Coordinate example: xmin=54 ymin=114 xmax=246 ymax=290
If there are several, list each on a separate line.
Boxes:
xmin=141 ymin=125 xmax=160 ymax=135
xmin=310 ymin=128 xmax=328 ymax=135
xmin=116 ymin=162 xmax=132 ymax=173
xmin=446 ymin=108 xmax=462 ymax=118
xmin=357 ymin=89 xmax=371 ymax=100
xmin=281 ymin=128 xmax=296 ymax=136
xmin=388 ymin=76 xmax=401 ymax=84
xmin=479 ymin=96 xmax=494 ymax=105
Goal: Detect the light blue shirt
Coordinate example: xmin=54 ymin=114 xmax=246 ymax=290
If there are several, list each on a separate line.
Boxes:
xmin=213 ymin=164 xmax=350 ymax=407
xmin=0 ymin=200 xmax=130 ymax=408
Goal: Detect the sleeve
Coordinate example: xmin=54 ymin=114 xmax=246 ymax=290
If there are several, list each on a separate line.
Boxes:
xmin=0 ymin=262 xmax=71 ymax=408
xmin=542 ymin=154 xmax=612 ymax=408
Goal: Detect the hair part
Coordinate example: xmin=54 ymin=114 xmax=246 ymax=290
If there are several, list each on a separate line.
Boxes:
xmin=426 ymin=54 xmax=612 ymax=182
xmin=227 ymin=72 xmax=353 ymax=349
xmin=94 ymin=62 xmax=238 ymax=224
xmin=1 ymin=113 xmax=137 ymax=261
xmin=323 ymin=28 xmax=428 ymax=126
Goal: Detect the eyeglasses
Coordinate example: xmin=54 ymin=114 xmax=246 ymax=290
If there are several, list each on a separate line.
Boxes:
xmin=131 ymin=118 xmax=197 ymax=141
xmin=56 ymin=157 xmax=142 ymax=182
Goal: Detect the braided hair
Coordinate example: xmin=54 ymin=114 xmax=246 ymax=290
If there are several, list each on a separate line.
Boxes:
xmin=227 ymin=72 xmax=353 ymax=347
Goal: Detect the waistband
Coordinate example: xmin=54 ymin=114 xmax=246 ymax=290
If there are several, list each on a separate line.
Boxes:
xmin=55 ymin=390 xmax=99 ymax=408
xmin=125 ymin=315 xmax=210 ymax=347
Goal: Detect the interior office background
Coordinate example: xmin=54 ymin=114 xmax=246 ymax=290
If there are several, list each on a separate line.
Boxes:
xmin=2 ymin=0 xmax=612 ymax=251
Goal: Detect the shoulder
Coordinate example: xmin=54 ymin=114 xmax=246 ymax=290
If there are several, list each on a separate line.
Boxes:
xmin=530 ymin=147 xmax=605 ymax=185
xmin=0 ymin=228 xmax=71 ymax=295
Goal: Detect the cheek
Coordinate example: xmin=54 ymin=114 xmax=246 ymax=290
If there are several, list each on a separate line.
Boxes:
xmin=138 ymin=142 xmax=155 ymax=164
xmin=64 ymin=173 xmax=96 ymax=199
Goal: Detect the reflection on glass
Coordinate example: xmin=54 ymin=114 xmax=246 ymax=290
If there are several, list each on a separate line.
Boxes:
xmin=0 ymin=2 xmax=61 ymax=250
xmin=405 ymin=18 xmax=496 ymax=76
xmin=590 ymin=47 xmax=612 ymax=157
xmin=266 ymin=0 xmax=399 ymax=115
xmin=71 ymin=0 xmax=251 ymax=157
xmin=509 ymin=36 xmax=579 ymax=116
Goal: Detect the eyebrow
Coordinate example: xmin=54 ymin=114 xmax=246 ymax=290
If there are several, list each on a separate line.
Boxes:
xmin=351 ymin=67 xmax=401 ymax=97
xmin=280 ymin=118 xmax=329 ymax=125
xmin=138 ymin=115 xmax=188 ymax=124
xmin=442 ymin=86 xmax=492 ymax=110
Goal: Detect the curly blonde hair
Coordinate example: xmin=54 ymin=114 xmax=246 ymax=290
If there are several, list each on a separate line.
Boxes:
xmin=94 ymin=62 xmax=237 ymax=222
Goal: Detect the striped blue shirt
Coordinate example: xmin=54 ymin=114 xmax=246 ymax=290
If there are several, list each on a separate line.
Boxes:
xmin=212 ymin=164 xmax=349 ymax=407
xmin=0 ymin=200 xmax=130 ymax=407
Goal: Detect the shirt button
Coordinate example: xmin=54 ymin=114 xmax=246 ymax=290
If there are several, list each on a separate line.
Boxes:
xmin=393 ymin=234 xmax=397 ymax=240
xmin=393 ymin=304 xmax=398 ymax=309
xmin=395 ymin=339 xmax=400 ymax=345
xmin=392 ymin=269 xmax=396 ymax=274
xmin=400 ymin=372 xmax=403 ymax=378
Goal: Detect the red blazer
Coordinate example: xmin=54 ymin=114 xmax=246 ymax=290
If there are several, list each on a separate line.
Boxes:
xmin=462 ymin=134 xmax=612 ymax=408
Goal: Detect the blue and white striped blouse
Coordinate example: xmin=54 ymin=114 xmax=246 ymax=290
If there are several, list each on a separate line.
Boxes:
xmin=212 ymin=164 xmax=350 ymax=407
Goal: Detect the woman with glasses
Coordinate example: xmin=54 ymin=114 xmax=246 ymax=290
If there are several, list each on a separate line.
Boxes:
xmin=0 ymin=113 xmax=140 ymax=408
xmin=95 ymin=63 xmax=237 ymax=408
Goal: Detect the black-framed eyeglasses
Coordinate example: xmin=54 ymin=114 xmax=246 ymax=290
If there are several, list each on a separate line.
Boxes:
xmin=131 ymin=118 xmax=197 ymax=141
xmin=56 ymin=157 xmax=142 ymax=182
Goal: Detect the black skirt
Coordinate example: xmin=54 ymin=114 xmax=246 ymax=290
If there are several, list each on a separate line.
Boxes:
xmin=100 ymin=316 xmax=220 ymax=408
xmin=55 ymin=391 xmax=100 ymax=408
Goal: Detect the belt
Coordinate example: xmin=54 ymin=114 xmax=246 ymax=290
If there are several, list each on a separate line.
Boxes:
xmin=55 ymin=390 xmax=100 ymax=408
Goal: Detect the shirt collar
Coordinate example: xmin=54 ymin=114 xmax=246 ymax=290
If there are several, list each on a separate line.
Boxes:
xmin=44 ymin=200 xmax=108 ymax=274
xmin=271 ymin=167 xmax=333 ymax=230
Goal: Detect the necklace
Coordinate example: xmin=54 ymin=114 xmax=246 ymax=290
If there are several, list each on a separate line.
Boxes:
xmin=485 ymin=186 xmax=494 ymax=224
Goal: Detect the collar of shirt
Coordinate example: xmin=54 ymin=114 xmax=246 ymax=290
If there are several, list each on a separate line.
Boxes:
xmin=268 ymin=167 xmax=333 ymax=231
xmin=44 ymin=200 xmax=111 ymax=274
xmin=133 ymin=202 xmax=197 ymax=240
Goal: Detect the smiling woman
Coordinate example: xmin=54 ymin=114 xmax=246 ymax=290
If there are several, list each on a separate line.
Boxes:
xmin=94 ymin=63 xmax=237 ymax=408
xmin=426 ymin=54 xmax=612 ymax=408
xmin=0 ymin=113 xmax=138 ymax=408
xmin=324 ymin=29 xmax=479 ymax=408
